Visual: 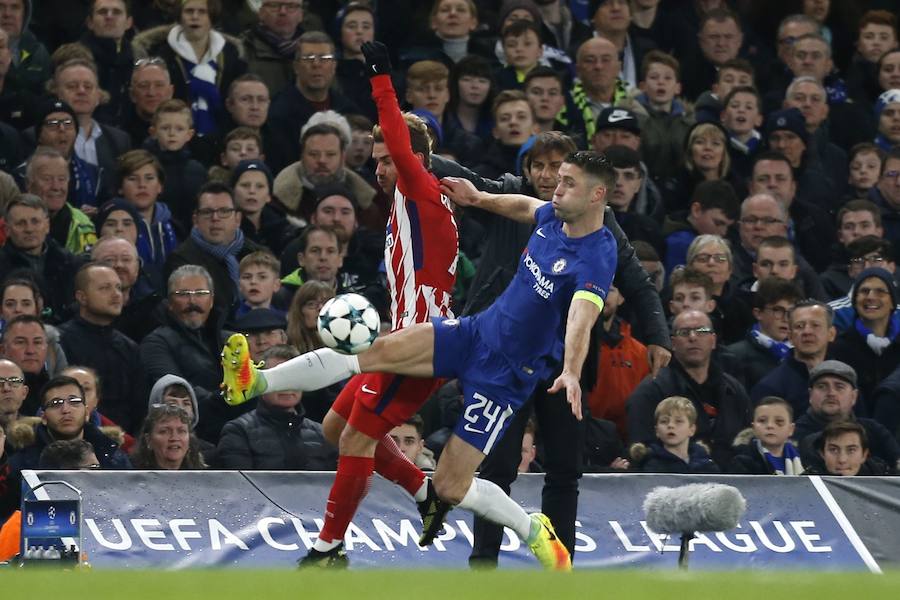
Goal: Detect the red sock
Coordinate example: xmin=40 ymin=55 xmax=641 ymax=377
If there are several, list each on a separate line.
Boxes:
xmin=318 ymin=455 xmax=375 ymax=543
xmin=374 ymin=433 xmax=426 ymax=497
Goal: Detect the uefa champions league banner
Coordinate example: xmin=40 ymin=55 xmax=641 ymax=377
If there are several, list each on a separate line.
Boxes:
xmin=20 ymin=471 xmax=900 ymax=571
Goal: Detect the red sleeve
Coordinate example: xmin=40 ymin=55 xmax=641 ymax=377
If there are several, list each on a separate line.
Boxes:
xmin=370 ymin=74 xmax=441 ymax=203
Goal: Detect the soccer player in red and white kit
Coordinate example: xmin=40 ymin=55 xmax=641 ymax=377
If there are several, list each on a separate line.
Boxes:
xmin=298 ymin=42 xmax=459 ymax=567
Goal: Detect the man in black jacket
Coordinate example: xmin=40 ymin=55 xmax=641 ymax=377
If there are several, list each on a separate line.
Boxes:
xmin=627 ymin=310 xmax=751 ymax=467
xmin=0 ymin=194 xmax=81 ymax=323
xmin=431 ymin=131 xmax=671 ymax=566
xmin=795 ymin=360 xmax=900 ymax=473
xmin=165 ymin=182 xmax=265 ymax=321
xmin=58 ymin=263 xmax=144 ymax=434
xmin=217 ymin=345 xmax=336 ymax=470
xmin=140 ymin=264 xmax=245 ymax=444
xmin=266 ymin=31 xmax=359 ymax=174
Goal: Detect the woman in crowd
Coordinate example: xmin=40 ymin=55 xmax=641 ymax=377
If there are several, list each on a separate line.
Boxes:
xmin=130 ymin=404 xmax=207 ymax=470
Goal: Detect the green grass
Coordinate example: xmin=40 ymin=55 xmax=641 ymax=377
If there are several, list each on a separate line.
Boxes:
xmin=1 ymin=570 xmax=895 ymax=599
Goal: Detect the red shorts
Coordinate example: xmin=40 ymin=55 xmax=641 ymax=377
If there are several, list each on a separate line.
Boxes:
xmin=332 ymin=372 xmax=444 ymax=439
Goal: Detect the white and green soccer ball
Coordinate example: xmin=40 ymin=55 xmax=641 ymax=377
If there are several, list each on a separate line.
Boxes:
xmin=317 ymin=293 xmax=380 ymax=354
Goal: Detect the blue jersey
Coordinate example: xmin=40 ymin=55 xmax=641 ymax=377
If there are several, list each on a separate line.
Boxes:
xmin=476 ymin=202 xmax=617 ymax=376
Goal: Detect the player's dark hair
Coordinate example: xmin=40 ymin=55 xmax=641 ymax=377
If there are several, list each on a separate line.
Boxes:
xmin=565 ymin=151 xmax=616 ymax=192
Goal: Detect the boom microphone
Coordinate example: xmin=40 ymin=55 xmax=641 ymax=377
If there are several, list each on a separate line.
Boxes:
xmin=643 ymin=483 xmax=747 ymax=569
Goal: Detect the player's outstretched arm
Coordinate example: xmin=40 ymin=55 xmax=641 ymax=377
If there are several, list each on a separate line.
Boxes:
xmin=440 ymin=176 xmax=543 ymax=224
xmin=548 ymin=297 xmax=603 ymax=419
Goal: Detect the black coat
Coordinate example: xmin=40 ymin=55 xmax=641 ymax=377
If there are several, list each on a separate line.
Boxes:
xmin=80 ymin=30 xmax=135 ymax=123
xmin=144 ymin=139 xmax=209 ymax=231
xmin=217 ymin=402 xmax=337 ymax=470
xmin=165 ymin=235 xmax=266 ymax=321
xmin=139 ymin=308 xmax=248 ymax=443
xmin=0 ymin=238 xmax=83 ymax=324
xmin=751 ymin=352 xmax=816 ymax=417
xmin=631 ymin=441 xmax=720 ymax=474
xmin=872 ymin=365 xmax=900 ymax=438
xmin=726 ymin=332 xmax=781 ymax=391
xmin=794 ymin=410 xmax=900 ymax=472
xmin=240 ymin=203 xmax=298 ymax=258
xmin=57 ymin=316 xmax=145 ymax=434
xmin=266 ymin=84 xmax=360 ymax=175
xmin=831 ymin=328 xmax=900 ymax=416
xmin=728 ymin=442 xmax=780 ymax=475
xmin=626 ymin=361 xmax=752 ymax=466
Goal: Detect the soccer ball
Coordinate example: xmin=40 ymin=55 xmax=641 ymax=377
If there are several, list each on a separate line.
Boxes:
xmin=317 ymin=293 xmax=380 ymax=354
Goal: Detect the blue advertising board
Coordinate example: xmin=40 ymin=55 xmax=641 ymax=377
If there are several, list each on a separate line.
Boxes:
xmin=22 ymin=470 xmax=896 ymax=571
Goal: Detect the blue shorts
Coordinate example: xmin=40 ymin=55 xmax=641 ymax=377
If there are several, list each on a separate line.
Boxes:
xmin=431 ymin=316 xmax=539 ymax=454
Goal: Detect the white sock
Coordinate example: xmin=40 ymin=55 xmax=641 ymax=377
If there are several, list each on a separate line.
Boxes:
xmin=312 ymin=537 xmax=343 ymax=552
xmin=413 ymin=479 xmax=429 ymax=502
xmin=262 ymin=349 xmax=360 ymax=392
xmin=455 ymin=478 xmax=532 ymax=541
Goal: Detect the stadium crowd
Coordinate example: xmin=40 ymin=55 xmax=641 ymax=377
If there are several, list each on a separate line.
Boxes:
xmin=2 ymin=0 xmax=900 ymax=541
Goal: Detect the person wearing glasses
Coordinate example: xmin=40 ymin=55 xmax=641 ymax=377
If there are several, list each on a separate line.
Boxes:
xmin=125 ymin=57 xmax=175 ymax=147
xmin=726 ymin=278 xmax=803 ymax=390
xmin=0 ymin=375 xmax=131 ymax=522
xmin=869 ymin=147 xmax=900 ymax=244
xmin=132 ymin=0 xmax=247 ymax=136
xmin=141 ymin=264 xmax=244 ymax=443
xmin=0 ymin=358 xmax=27 ymax=439
xmin=165 ymin=182 xmax=265 ymax=320
xmin=821 ymin=201 xmax=885 ymax=300
xmin=626 ymin=309 xmax=751 ymax=467
xmin=240 ymin=0 xmax=306 ymax=98
xmin=57 ymin=263 xmax=144 ymax=434
xmin=267 ymin=31 xmax=359 ymax=174
xmin=828 ymin=236 xmax=898 ymax=332
xmin=830 ymin=267 xmax=900 ymax=413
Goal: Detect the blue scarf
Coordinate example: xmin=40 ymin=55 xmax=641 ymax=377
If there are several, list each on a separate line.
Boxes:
xmin=754 ymin=438 xmax=803 ymax=475
xmin=854 ymin=312 xmax=900 ymax=355
xmin=750 ymin=323 xmax=792 ymax=361
xmin=875 ymin=134 xmax=894 ymax=152
xmin=183 ymin=57 xmax=222 ymax=135
xmin=189 ymin=226 xmax=245 ymax=286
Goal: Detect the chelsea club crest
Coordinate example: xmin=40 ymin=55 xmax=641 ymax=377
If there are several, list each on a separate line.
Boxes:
xmin=552 ymin=258 xmax=566 ymax=273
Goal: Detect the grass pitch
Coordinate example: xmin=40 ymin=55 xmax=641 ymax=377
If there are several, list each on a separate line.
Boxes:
xmin=1 ymin=569 xmax=894 ymax=599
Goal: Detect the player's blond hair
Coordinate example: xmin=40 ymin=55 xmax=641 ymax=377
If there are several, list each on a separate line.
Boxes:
xmin=372 ymin=113 xmax=432 ymax=168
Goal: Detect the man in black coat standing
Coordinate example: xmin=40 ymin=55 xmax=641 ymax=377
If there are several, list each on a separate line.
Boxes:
xmin=58 ymin=263 xmax=144 ymax=434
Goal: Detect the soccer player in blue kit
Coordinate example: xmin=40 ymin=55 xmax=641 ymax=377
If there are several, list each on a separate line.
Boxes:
xmin=222 ymin=151 xmax=618 ymax=570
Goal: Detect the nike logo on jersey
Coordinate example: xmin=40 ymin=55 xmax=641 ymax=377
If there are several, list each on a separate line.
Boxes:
xmin=463 ymin=423 xmax=484 ymax=435
xmin=361 ymin=384 xmax=378 ymax=395
xmin=536 ymin=227 xmax=546 ymax=238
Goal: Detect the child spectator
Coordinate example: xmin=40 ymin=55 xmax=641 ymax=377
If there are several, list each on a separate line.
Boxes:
xmin=630 ymin=50 xmax=694 ymax=182
xmin=727 ymin=278 xmax=803 ymax=390
xmin=231 ymin=159 xmax=296 ymax=257
xmin=473 ymin=90 xmax=537 ymax=178
xmin=344 ymin=114 xmax=376 ymax=186
xmin=405 ymin=60 xmax=451 ymax=126
xmin=587 ymin=284 xmax=649 ymax=441
xmin=237 ymin=251 xmax=284 ymax=318
xmin=668 ymin=268 xmax=717 ymax=318
xmin=496 ymin=19 xmax=543 ymax=92
xmin=847 ymin=11 xmax=899 ymax=108
xmin=523 ymin=67 xmax=567 ymax=134
xmin=663 ymin=179 xmax=739 ymax=275
xmin=389 ymin=414 xmax=436 ymax=471
xmin=209 ymin=127 xmax=264 ymax=185
xmin=720 ymin=86 xmax=763 ymax=181
xmin=115 ymin=150 xmax=180 ymax=292
xmin=729 ymin=397 xmax=804 ymax=475
xmin=146 ymin=99 xmax=208 ymax=229
xmin=874 ymin=89 xmax=900 ymax=151
xmin=694 ymin=58 xmax=755 ymax=123
xmin=629 ymin=396 xmax=720 ymax=473
xmin=604 ymin=145 xmax=664 ymax=256
xmin=846 ymin=143 xmax=886 ymax=201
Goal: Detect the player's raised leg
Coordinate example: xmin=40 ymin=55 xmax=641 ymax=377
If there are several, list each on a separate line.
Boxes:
xmin=221 ymin=323 xmax=437 ymax=405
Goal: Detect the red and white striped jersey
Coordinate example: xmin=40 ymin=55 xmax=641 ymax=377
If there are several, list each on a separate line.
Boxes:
xmin=372 ymin=75 xmax=459 ymax=331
